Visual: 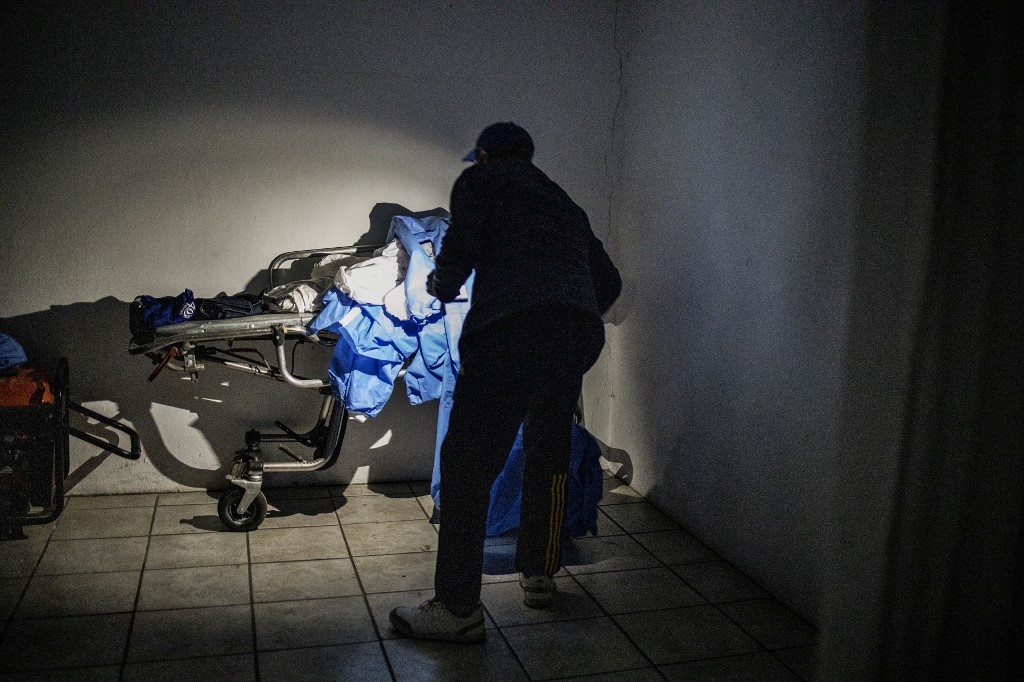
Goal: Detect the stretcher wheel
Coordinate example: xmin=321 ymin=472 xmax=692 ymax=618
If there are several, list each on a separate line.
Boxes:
xmin=217 ymin=489 xmax=267 ymax=531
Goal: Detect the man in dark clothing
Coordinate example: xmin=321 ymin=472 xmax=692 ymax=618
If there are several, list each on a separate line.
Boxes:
xmin=390 ymin=122 xmax=621 ymax=643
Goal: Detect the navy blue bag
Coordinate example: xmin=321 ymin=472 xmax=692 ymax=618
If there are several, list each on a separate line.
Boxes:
xmin=195 ymin=294 xmax=263 ymax=320
xmin=129 ymin=289 xmax=197 ymax=339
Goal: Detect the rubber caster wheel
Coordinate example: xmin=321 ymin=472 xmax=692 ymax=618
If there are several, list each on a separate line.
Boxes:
xmin=218 ymin=489 xmax=268 ymax=531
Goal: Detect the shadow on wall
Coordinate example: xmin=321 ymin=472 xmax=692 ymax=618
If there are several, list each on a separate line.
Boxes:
xmin=603 ymin=274 xmax=638 ymax=329
xmin=593 ymin=435 xmax=634 ymax=485
xmin=238 ymin=203 xmax=454 ymax=296
xmin=0 ymin=204 xmax=448 ymax=494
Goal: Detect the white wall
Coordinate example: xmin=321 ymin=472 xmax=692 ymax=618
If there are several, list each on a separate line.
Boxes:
xmin=817 ymin=2 xmax=946 ymax=675
xmin=0 ymin=1 xmax=618 ymax=492
xmin=599 ymin=0 xmax=944 ymax=626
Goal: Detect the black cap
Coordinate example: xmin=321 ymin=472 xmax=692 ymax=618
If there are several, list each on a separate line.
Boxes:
xmin=463 ymin=122 xmax=534 ymax=162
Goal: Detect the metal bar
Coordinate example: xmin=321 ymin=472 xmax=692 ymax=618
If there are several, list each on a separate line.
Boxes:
xmin=273 ymin=328 xmax=328 ymax=388
xmin=259 ymin=397 xmax=344 ymax=474
xmin=268 ymin=244 xmax=382 ymax=288
xmin=67 ymin=401 xmax=141 ymax=460
xmin=67 ymin=427 xmax=138 ymax=461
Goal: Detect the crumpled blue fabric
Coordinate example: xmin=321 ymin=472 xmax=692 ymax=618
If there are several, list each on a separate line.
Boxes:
xmin=390 ymin=217 xmax=448 ymax=405
xmin=430 ymin=273 xmax=474 ymax=513
xmin=0 ymin=333 xmax=28 ymax=371
xmin=390 ymin=216 xmax=445 ymax=324
xmin=310 ymin=288 xmax=419 ymax=417
xmin=404 ymin=318 xmax=447 ymax=406
xmin=309 ymin=215 xmax=451 ymax=416
xmin=387 ymin=214 xmax=448 ymax=259
xmin=485 ymin=423 xmax=604 ymax=538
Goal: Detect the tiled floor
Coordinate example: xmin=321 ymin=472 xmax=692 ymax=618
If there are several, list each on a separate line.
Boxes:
xmin=0 ymin=474 xmax=816 ymax=680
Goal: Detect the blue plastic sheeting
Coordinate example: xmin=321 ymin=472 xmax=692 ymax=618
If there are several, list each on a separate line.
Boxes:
xmin=404 ymin=318 xmax=447 ymax=406
xmin=311 ymin=288 xmax=421 ymax=417
xmin=430 ymin=275 xmax=473 ymax=515
xmin=486 ymin=423 xmax=604 ymax=538
xmin=388 ymin=214 xmax=448 ymax=261
xmin=391 ymin=218 xmax=448 ymax=405
xmin=391 ymin=216 xmax=445 ymax=323
xmin=309 ymin=216 xmax=450 ymax=416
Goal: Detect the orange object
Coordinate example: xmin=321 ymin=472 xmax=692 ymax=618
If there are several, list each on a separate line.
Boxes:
xmin=0 ymin=367 xmax=54 ymax=407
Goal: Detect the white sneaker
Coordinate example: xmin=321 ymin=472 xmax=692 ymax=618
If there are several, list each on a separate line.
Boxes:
xmin=389 ymin=598 xmax=485 ymax=643
xmin=520 ymin=573 xmax=556 ymax=608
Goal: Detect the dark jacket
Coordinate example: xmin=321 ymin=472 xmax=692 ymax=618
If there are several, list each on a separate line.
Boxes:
xmin=428 ymin=158 xmax=621 ymax=340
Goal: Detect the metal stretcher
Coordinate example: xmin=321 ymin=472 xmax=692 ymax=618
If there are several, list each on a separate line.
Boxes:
xmin=129 ymin=244 xmax=380 ymax=531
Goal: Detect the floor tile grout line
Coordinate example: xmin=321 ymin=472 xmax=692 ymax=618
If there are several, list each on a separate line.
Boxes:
xmin=770 ymin=653 xmax=812 ymax=681
xmin=691 ymin=577 xmax=814 ymax=661
xmin=366 ymin=484 xmax=535 ymax=679
xmin=561 ymin=568 xmax=671 ymax=680
xmin=0 ymin=520 xmax=57 ymax=645
xmin=340 ymin=517 xmax=438 ymax=526
xmin=543 ymin=664 xmax=665 ymax=681
xmin=246 ymin=529 xmax=262 ymax=682
xmin=6 ymin=569 xmax=792 ymax=616
xmin=114 ymin=650 xmax=260 ymax=671
xmin=115 ymin=652 xmax=264 ymax=670
xmin=10 ymin=607 xmax=133 ymax=622
xmin=483 ymin=503 xmax=669 ymax=680
xmin=480 ymin=595 xmax=534 ymax=679
xmin=581 ymin=658 xmax=660 ymax=679
xmin=611 ymin=492 xmax=818 ymax=645
xmin=117 ymin=495 xmax=159 ymax=681
xmin=7 ymin=480 xmax=813 ymax=679
xmin=334 ymin=508 xmax=399 ymax=681
xmin=706 ymin=595 xmax=815 ymax=680
xmin=388 ymin=478 xmax=757 ymax=677
xmin=626 ymin=497 xmax=816 ymax=629
xmin=581 ymin=496 xmax=816 ymax=672
xmin=621 ymin=517 xmax=775 ymax=664
xmin=618 ymin=517 xmax=815 ymax=675
xmin=656 ymin=649 xmax=807 ymax=674
xmin=410 ymin=483 xmax=437 ymax=526
xmin=770 ymin=644 xmax=816 ymax=682
xmin=253 ymin=637 xmax=382 ymax=655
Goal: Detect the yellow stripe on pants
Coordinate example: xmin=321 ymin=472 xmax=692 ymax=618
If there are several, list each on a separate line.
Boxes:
xmin=545 ymin=473 xmax=568 ymax=576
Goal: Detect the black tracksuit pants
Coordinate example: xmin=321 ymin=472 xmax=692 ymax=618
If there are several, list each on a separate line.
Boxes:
xmin=434 ymin=305 xmax=604 ymax=616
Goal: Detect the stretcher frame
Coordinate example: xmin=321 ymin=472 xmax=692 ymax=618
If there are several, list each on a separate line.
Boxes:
xmin=129 ymin=244 xmax=381 ymax=530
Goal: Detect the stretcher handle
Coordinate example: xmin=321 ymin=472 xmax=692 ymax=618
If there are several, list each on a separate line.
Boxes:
xmin=272 ymin=327 xmax=328 ymax=388
xmin=268 ymin=244 xmax=383 ymax=288
xmin=67 ymin=400 xmax=142 ymax=460
xmin=148 ymin=346 xmax=179 ymax=382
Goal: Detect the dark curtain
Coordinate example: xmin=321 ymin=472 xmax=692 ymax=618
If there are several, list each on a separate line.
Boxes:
xmin=880 ymin=1 xmax=1023 ymax=678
